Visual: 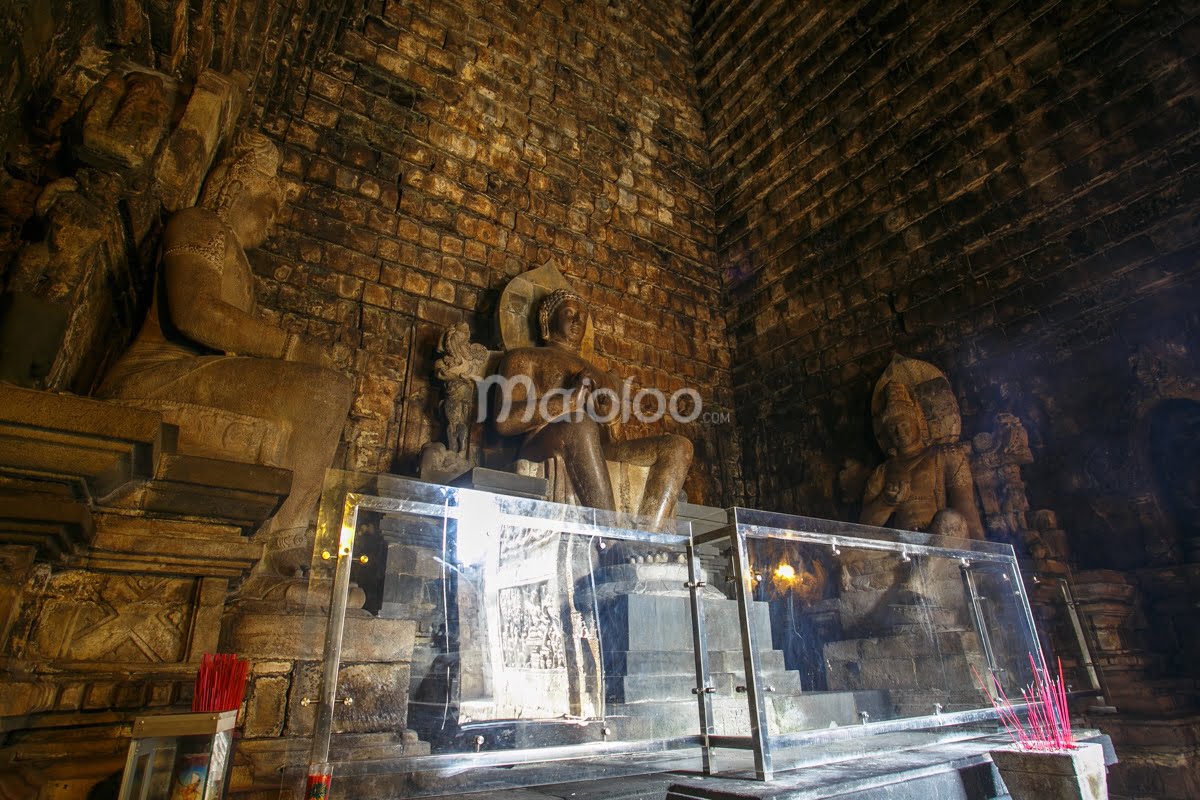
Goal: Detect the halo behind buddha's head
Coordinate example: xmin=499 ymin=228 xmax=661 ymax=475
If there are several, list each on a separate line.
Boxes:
xmin=870 ymin=354 xmax=962 ymax=448
xmin=497 ymin=263 xmax=595 ymax=360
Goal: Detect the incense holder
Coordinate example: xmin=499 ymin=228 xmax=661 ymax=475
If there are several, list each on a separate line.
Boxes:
xmin=990 ymin=741 xmax=1107 ymax=800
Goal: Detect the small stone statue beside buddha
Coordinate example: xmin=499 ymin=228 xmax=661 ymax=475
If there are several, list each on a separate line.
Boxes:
xmin=98 ymin=131 xmax=353 ymax=578
xmin=494 ymin=288 xmax=692 ymax=533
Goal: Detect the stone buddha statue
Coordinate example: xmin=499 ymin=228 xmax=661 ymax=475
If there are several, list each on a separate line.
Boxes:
xmin=97 ymin=131 xmax=353 ymax=575
xmin=860 ymin=380 xmax=984 ymax=540
xmin=493 ymin=289 xmax=692 ymax=532
xmin=836 ymin=358 xmax=986 ymax=633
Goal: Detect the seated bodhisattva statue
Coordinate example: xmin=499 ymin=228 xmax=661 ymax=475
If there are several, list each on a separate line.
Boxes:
xmin=97 ymin=131 xmax=353 ymax=576
xmin=493 ymin=289 xmax=692 ymax=532
xmin=860 ymin=381 xmax=984 ymax=540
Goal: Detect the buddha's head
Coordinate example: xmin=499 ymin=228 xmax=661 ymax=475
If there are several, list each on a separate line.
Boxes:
xmin=878 ymin=382 xmax=930 ymax=457
xmin=200 ymin=130 xmax=284 ymax=249
xmin=538 ymin=289 xmax=587 ymax=351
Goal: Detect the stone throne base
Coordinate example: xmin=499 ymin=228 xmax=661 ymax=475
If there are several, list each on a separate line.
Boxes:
xmin=828 ymin=553 xmax=991 ymax=720
xmin=824 ymin=627 xmax=990 ymax=719
xmin=222 ymin=600 xmax=432 ymax=796
xmin=582 ymin=558 xmax=889 ymax=740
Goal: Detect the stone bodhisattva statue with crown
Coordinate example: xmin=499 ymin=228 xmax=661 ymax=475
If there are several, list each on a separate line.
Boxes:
xmin=840 ymin=355 xmax=986 ymax=631
xmin=860 ymin=381 xmax=984 ymax=543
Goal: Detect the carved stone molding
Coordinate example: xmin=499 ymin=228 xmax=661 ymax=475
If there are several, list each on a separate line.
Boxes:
xmin=0 ymin=384 xmax=291 ymax=564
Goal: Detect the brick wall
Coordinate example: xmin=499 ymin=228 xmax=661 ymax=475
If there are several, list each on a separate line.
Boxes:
xmin=253 ymin=0 xmax=742 ymax=504
xmin=694 ymin=0 xmax=1200 ymax=522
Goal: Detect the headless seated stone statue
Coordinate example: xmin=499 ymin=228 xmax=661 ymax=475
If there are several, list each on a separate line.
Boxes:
xmin=493 ymin=289 xmax=692 ymax=532
xmin=97 ymin=131 xmax=353 ymax=575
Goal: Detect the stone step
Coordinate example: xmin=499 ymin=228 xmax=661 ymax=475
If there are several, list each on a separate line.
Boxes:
xmin=374 ymin=732 xmax=1115 ymax=800
xmin=766 ymin=690 xmax=892 ymax=733
xmin=598 ymin=593 xmax=773 ymax=654
xmin=604 ymin=648 xmax=787 ymax=676
xmin=610 ymin=668 xmax=804 ymax=703
xmin=603 ymin=690 xmax=888 ymax=739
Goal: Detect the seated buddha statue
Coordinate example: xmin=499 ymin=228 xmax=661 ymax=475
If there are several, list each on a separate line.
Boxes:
xmin=493 ymin=289 xmax=692 ymax=533
xmin=860 ymin=380 xmax=984 ymax=540
xmin=97 ymin=131 xmax=353 ymax=575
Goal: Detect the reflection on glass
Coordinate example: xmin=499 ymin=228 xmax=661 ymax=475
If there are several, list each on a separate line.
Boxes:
xmin=341 ymin=479 xmax=696 ymax=758
xmin=731 ymin=529 xmax=1039 ymax=741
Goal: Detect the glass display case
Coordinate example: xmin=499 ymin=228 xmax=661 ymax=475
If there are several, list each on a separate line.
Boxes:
xmin=117 ymin=710 xmax=236 ymax=800
xmin=691 ymin=508 xmax=1040 ymax=779
xmin=294 ymin=471 xmax=1042 ymax=795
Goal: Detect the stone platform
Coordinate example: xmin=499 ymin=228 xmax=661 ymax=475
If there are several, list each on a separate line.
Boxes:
xmin=589 ymin=566 xmax=888 ymax=741
xmin=664 ymin=731 xmax=1116 ymax=800
xmin=352 ymin=730 xmax=1115 ymax=800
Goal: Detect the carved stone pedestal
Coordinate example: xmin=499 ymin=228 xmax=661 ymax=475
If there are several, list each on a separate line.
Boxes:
xmin=223 ymin=605 xmax=428 ymax=796
xmin=837 ymin=553 xmax=969 ymax=638
xmin=824 ymin=628 xmax=989 ymax=718
xmin=1133 ymin=563 xmax=1200 ymax=711
xmin=0 ymin=386 xmax=291 ymax=799
xmin=581 ymin=558 xmax=886 ymax=739
xmin=1089 ymin=714 xmax=1200 ymax=800
xmin=1071 ymin=570 xmax=1166 ymax=714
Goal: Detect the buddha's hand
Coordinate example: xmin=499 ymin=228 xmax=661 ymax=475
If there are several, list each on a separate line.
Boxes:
xmin=881 ymin=478 xmax=910 ymax=505
xmin=589 ymin=381 xmax=617 ymax=419
xmin=283 ymin=333 xmax=339 ymax=369
xmin=564 ymin=372 xmax=593 ymax=415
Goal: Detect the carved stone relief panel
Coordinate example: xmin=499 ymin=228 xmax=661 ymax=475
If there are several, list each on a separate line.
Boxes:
xmin=27 ymin=571 xmax=195 ymax=663
xmin=499 ymin=582 xmax=567 ymax=671
xmin=455 ymin=521 xmax=600 ymax=723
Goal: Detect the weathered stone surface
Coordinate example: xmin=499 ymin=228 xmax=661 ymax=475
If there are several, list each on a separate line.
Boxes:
xmin=0 ymin=492 xmax=93 ymax=562
xmin=991 ymin=742 xmax=1108 ymax=800
xmin=223 ymin=610 xmax=415 ymax=663
xmin=155 ymin=69 xmax=244 ymax=212
xmin=85 ymin=514 xmax=261 ymax=577
xmin=824 ymin=628 xmax=988 ymax=706
xmin=1 ymin=173 xmax=129 ymax=391
xmin=242 ymin=662 xmax=291 ymax=738
xmin=107 ymin=0 xmax=151 ymax=47
xmin=0 ymin=384 xmax=161 ymax=500
xmin=121 ymin=399 xmax=289 ymax=467
xmin=145 ymin=0 xmax=189 ymax=74
xmin=25 ymin=571 xmax=196 ymax=663
xmin=77 ymin=70 xmax=174 ymax=171
xmin=288 ymin=661 xmax=413 ymax=736
xmin=0 ymin=383 xmax=294 ymax=538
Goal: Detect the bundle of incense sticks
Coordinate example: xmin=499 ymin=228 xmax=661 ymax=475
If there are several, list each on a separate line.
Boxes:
xmin=192 ymin=652 xmax=250 ymax=713
xmin=974 ymin=653 xmax=1076 ymax=751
